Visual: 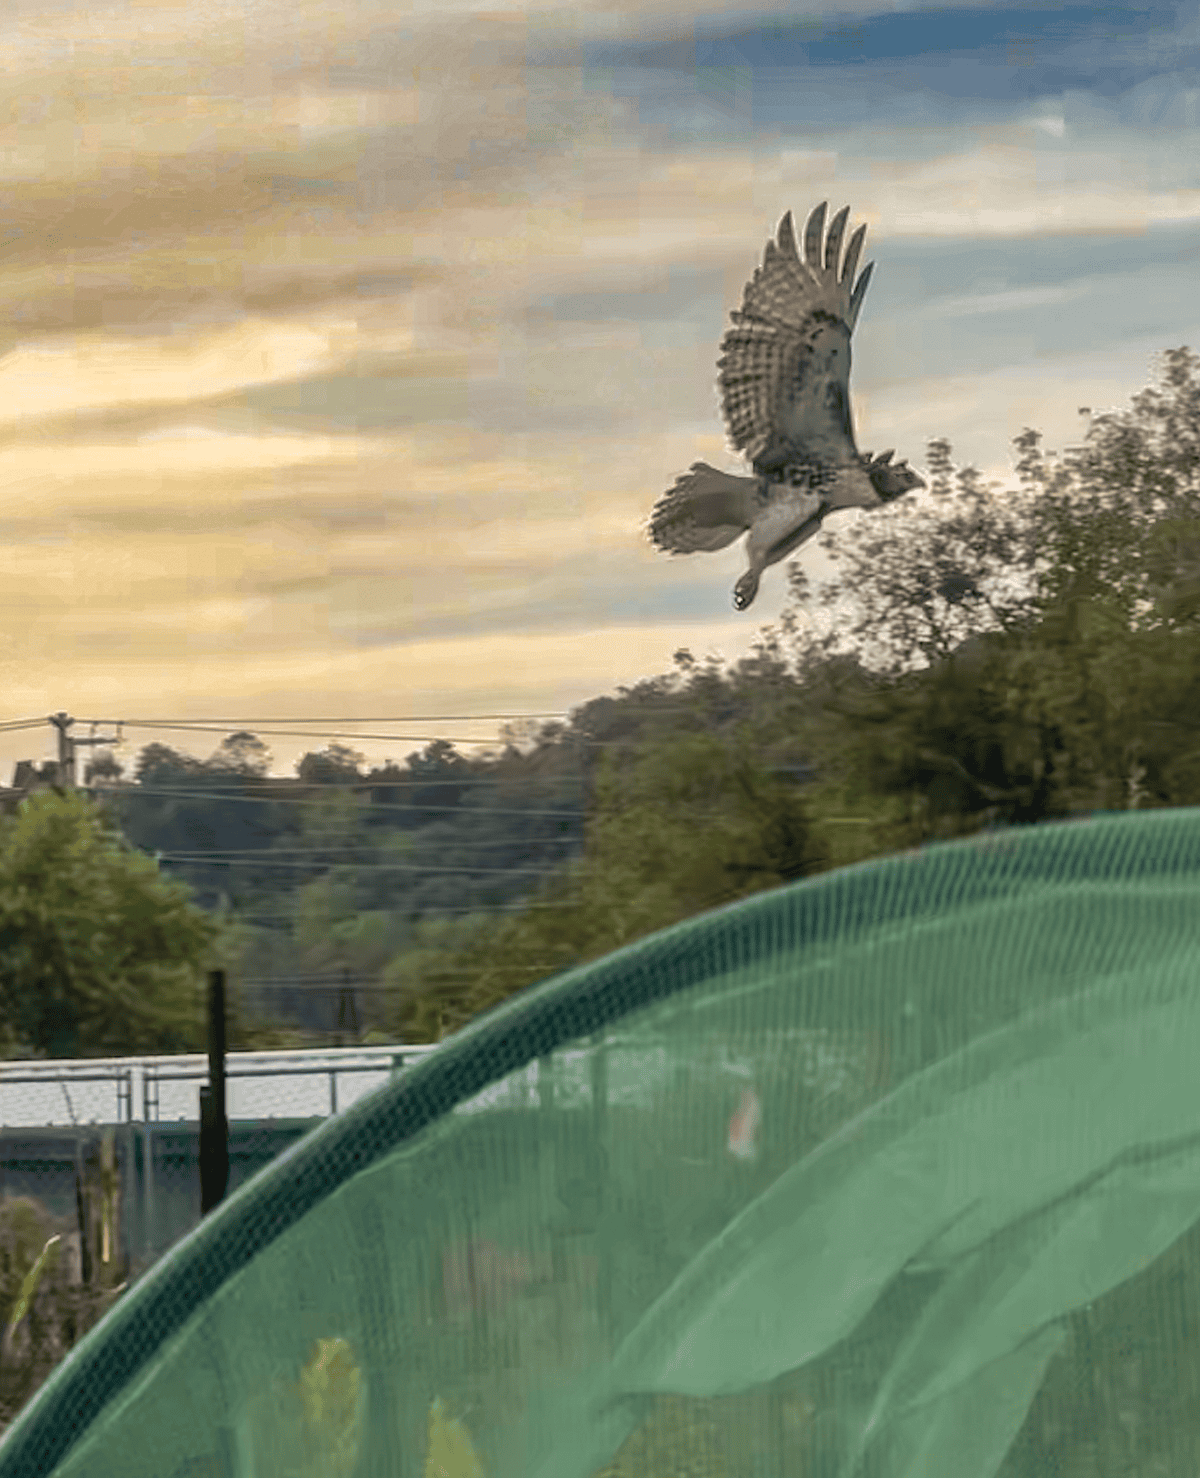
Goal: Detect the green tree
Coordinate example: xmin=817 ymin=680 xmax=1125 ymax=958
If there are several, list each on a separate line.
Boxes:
xmin=783 ymin=347 xmax=1200 ymax=680
xmin=295 ymin=744 xmax=364 ymax=786
xmin=0 ymin=790 xmax=226 ymax=1058
xmin=766 ymin=346 xmax=1200 ymax=852
xmin=1015 ymin=346 xmax=1200 ymax=630
xmin=784 ymin=437 xmax=1043 ymax=680
xmin=787 ymin=585 xmax=1200 ymax=861
xmin=209 ymin=731 xmax=272 ymax=776
xmin=133 ymin=742 xmax=204 ymax=786
xmin=386 ymin=729 xmax=825 ymax=1041
xmin=82 ymin=751 xmax=124 ymax=787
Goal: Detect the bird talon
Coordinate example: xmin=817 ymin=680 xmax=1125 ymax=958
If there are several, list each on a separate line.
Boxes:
xmin=648 ymin=200 xmax=921 ymax=604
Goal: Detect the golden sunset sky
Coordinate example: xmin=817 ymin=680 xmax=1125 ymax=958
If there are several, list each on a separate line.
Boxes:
xmin=3 ymin=0 xmax=1200 ymax=778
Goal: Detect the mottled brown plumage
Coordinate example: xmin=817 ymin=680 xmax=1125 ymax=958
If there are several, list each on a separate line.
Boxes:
xmin=648 ymin=202 xmax=924 ymax=610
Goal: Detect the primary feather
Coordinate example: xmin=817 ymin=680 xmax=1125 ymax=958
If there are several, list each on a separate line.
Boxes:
xmin=647 ymin=201 xmax=924 ymax=610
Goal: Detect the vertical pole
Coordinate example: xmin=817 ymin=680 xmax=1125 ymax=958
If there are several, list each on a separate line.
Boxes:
xmin=336 ymin=963 xmax=358 ymax=1043
xmin=74 ymin=1131 xmax=92 ymax=1288
xmin=142 ymin=1072 xmax=156 ymax=1267
xmin=49 ymin=711 xmax=76 ymax=789
xmin=199 ymin=969 xmax=229 ymax=1216
xmin=590 ymin=1032 xmax=612 ymax=1348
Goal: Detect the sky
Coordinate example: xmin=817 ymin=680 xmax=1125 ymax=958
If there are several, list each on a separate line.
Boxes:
xmin=2 ymin=0 xmax=1200 ymax=782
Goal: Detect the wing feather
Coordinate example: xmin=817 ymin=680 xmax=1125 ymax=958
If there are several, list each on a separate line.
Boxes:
xmin=847 ymin=259 xmax=874 ymax=332
xmin=647 ymin=462 xmax=760 ymax=554
xmin=716 ymin=202 xmax=875 ymax=477
xmin=839 ymin=224 xmax=868 ymax=307
xmin=823 ymin=205 xmax=849 ymax=274
xmin=803 ymin=202 xmax=826 ymax=271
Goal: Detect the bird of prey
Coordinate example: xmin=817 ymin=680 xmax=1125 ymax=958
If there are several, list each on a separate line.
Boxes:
xmin=647 ymin=202 xmax=925 ymax=610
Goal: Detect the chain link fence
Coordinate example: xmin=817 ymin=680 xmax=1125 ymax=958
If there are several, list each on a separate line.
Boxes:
xmin=0 ymin=1046 xmax=438 ymax=1438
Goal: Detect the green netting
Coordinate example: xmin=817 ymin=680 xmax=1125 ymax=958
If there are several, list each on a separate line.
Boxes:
xmin=3 ymin=807 xmax=1200 ymax=1478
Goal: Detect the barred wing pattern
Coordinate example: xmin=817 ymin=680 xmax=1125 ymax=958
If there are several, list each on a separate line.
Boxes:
xmin=717 ymin=203 xmax=873 ymax=479
xmin=646 ymin=462 xmax=763 ymax=554
xmin=646 ymin=201 xmax=924 ymax=610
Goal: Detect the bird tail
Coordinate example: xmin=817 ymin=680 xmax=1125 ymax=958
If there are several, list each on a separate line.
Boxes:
xmin=647 ymin=462 xmax=759 ymax=554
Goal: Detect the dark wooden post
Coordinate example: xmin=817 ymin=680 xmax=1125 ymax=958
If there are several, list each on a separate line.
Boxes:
xmin=199 ymin=969 xmax=229 ymax=1216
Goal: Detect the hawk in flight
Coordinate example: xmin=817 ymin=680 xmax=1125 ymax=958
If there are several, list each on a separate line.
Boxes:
xmin=647 ymin=202 xmax=924 ymax=610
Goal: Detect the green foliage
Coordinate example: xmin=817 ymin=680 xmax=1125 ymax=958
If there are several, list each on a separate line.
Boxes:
xmin=784 ymin=582 xmax=1200 ymax=858
xmin=784 ymin=436 xmax=1043 ymax=680
xmin=0 ymin=790 xmax=224 ymax=1058
xmin=787 ymin=348 xmax=1200 ymax=682
xmin=29 ymin=345 xmax=1200 ymax=1052
xmin=1013 ymin=347 xmax=1200 ymax=630
xmin=210 ymin=731 xmax=272 ymax=777
xmin=759 ymin=346 xmax=1200 ymax=862
xmin=584 ymin=729 xmax=823 ymax=921
xmin=386 ymin=729 xmax=825 ymax=1042
xmin=4 ymin=1235 xmax=61 ymax=1343
xmin=296 ymin=743 xmax=366 ymax=786
xmin=0 ymin=1192 xmax=128 ymax=1437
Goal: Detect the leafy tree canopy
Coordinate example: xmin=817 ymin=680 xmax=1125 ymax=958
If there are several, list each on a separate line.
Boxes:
xmin=784 ymin=346 xmax=1200 ymax=680
xmin=388 ymin=728 xmax=825 ymax=1042
xmin=33 ymin=347 xmax=1200 ymax=1052
xmin=0 ymin=790 xmax=227 ymax=1059
xmin=772 ymin=347 xmax=1200 ymax=856
xmin=295 ymin=744 xmax=365 ymax=786
xmin=209 ymin=731 xmax=272 ymax=776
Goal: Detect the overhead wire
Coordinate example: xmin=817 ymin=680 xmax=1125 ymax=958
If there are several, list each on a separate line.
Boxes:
xmin=153 ymin=852 xmax=575 ymax=874
xmin=0 ymin=698 xmax=759 ymax=1033
xmin=72 ymin=704 xmax=707 ymax=726
xmin=85 ymin=783 xmax=593 ymax=815
xmin=145 ymin=836 xmax=582 ymax=850
xmin=60 ymin=692 xmax=744 ymax=862
xmin=67 ymin=712 xmax=632 ymax=749
xmin=222 ymin=899 xmax=585 ymax=920
xmin=58 ymin=700 xmax=718 ymax=750
xmin=107 ymin=712 xmax=578 ymax=724
xmin=122 ymin=727 xmax=548 ymax=747
xmin=239 ymin=969 xmax=565 ymax=990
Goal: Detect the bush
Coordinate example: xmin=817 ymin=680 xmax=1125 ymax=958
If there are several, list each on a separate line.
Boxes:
xmin=0 ymin=1187 xmax=132 ymax=1437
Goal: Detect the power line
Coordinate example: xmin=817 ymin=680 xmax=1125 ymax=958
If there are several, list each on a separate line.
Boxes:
xmin=239 ymin=970 xmax=563 ymax=990
xmin=109 ymin=713 xmax=578 ymax=725
xmin=214 ymin=898 xmax=585 ymax=919
xmin=90 ymin=727 xmax=625 ymax=751
xmin=72 ymin=706 xmax=718 ymax=745
xmin=143 ymin=839 xmax=581 ymax=856
xmin=157 ymin=835 xmax=582 ymax=850
xmin=75 ymin=705 xmax=714 ymax=727
xmin=154 ymin=852 xmax=574 ymax=874
xmin=156 ymin=845 xmax=579 ymax=858
xmin=85 ymin=783 xmax=594 ymax=815
xmin=122 ymin=725 xmax=546 ymax=747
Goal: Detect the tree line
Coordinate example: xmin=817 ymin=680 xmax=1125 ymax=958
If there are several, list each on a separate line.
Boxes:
xmin=2 ymin=346 xmax=1199 ymax=1059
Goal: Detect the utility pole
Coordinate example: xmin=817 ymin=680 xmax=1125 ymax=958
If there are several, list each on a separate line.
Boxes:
xmin=48 ymin=712 xmax=74 ymax=789
xmin=199 ymin=969 xmax=229 ymax=1216
xmin=47 ymin=712 xmax=123 ymax=789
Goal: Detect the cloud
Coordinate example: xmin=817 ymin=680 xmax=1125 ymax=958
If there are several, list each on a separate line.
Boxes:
xmin=0 ymin=319 xmax=351 ymax=428
xmin=3 ymin=0 xmax=1200 ymax=786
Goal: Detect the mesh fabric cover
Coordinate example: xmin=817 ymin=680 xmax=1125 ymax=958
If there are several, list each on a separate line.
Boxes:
xmin=3 ymin=807 xmax=1200 ymax=1478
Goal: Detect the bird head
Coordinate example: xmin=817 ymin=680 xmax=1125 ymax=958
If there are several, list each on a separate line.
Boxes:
xmin=862 ymin=449 xmax=924 ymax=502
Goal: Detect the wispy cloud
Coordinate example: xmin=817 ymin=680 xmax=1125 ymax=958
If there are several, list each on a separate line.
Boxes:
xmin=1 ymin=0 xmax=1199 ymax=777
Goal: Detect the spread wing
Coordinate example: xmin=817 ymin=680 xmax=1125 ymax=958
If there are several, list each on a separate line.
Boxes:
xmin=717 ymin=202 xmax=874 ymax=479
